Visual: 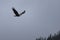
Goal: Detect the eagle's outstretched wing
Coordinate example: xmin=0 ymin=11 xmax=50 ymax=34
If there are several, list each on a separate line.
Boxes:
xmin=12 ymin=7 xmax=20 ymax=16
xmin=19 ymin=10 xmax=25 ymax=16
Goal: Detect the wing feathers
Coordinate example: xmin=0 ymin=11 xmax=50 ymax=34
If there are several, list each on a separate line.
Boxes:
xmin=19 ymin=10 xmax=25 ymax=15
xmin=12 ymin=8 xmax=19 ymax=16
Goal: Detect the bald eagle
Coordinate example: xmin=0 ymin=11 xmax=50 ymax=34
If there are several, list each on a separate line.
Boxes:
xmin=12 ymin=7 xmax=25 ymax=17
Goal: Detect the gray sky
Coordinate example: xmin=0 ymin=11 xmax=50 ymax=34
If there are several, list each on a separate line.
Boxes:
xmin=0 ymin=0 xmax=60 ymax=40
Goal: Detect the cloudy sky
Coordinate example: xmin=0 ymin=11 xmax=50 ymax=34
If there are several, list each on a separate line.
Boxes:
xmin=0 ymin=0 xmax=60 ymax=40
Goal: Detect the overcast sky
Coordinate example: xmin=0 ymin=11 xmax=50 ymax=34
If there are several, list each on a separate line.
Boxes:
xmin=0 ymin=0 xmax=60 ymax=40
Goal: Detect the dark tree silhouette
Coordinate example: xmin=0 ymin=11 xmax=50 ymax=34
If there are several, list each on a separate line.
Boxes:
xmin=51 ymin=31 xmax=60 ymax=40
xmin=36 ymin=31 xmax=60 ymax=40
xmin=47 ymin=34 xmax=52 ymax=40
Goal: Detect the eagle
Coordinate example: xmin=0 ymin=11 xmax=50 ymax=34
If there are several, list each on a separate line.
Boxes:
xmin=12 ymin=7 xmax=25 ymax=17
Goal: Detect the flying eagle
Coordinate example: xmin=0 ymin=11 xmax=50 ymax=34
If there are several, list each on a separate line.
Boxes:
xmin=12 ymin=7 xmax=25 ymax=17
